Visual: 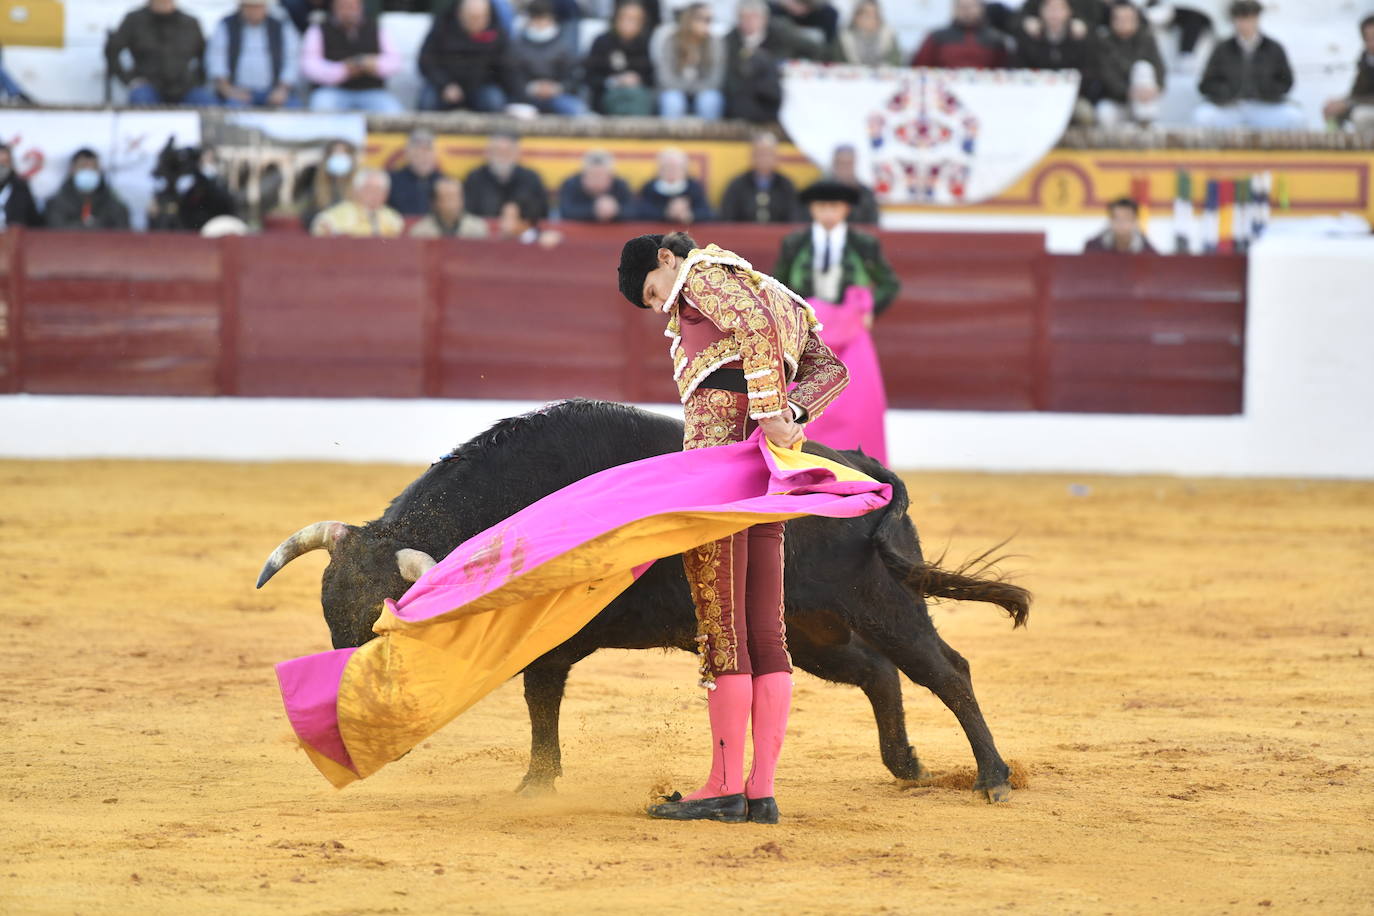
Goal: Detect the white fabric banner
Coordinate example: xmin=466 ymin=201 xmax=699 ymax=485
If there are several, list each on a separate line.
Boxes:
xmin=0 ymin=110 xmax=201 ymax=229
xmin=780 ymin=64 xmax=1080 ymax=206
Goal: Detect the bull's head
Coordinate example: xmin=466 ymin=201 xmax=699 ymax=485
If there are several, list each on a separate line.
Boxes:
xmin=256 ymin=521 xmax=438 ymax=649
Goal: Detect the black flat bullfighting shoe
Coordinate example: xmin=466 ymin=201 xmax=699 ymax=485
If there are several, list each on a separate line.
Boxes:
xmin=646 ymin=792 xmax=748 ymax=823
xmin=746 ymin=797 xmax=780 ymax=824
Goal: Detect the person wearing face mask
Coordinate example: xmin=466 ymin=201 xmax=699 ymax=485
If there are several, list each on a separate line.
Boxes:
xmin=105 ymin=0 xmax=216 ymax=106
xmin=631 ymin=147 xmax=713 ymax=224
xmin=461 ymin=132 xmax=548 ymax=220
xmin=297 ymin=139 xmax=357 ymax=229
xmin=418 ymin=0 xmax=515 ymax=112
xmin=506 ymin=0 xmax=586 ymax=115
xmin=151 ymin=147 xmax=239 ymax=232
xmin=0 ymin=144 xmax=42 ymax=230
xmin=44 ymin=149 xmax=132 ymax=231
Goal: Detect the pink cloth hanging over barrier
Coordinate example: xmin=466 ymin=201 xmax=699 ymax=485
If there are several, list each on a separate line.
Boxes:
xmin=802 ymin=286 xmax=889 ymax=464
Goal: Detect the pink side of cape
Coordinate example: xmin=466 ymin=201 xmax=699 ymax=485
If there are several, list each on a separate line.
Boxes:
xmin=802 ymin=287 xmax=890 ymax=465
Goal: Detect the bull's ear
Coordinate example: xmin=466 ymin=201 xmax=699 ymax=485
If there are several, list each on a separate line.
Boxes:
xmin=396 ymin=548 xmax=438 ymax=583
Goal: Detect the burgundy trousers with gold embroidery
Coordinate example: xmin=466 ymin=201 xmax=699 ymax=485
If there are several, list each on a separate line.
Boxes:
xmin=682 ymin=387 xmax=791 ymax=681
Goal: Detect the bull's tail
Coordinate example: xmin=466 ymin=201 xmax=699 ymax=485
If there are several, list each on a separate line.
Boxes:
xmin=876 ymin=518 xmax=1031 ymax=628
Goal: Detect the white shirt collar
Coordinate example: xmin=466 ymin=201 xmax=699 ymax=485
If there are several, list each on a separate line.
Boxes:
xmin=811 ymin=221 xmax=847 ymax=265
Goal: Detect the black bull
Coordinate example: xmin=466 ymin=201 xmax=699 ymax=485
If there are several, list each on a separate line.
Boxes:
xmin=257 ymin=400 xmax=1030 ymax=801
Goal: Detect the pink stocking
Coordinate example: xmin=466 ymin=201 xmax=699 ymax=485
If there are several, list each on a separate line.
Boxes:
xmin=682 ymin=673 xmax=752 ymax=800
xmin=745 ymin=672 xmax=792 ymax=799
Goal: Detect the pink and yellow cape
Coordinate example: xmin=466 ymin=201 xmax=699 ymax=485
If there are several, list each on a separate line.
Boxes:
xmin=275 ymin=432 xmax=891 ymax=788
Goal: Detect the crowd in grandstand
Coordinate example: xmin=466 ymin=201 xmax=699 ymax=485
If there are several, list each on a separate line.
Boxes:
xmin=1 ymin=0 xmax=1370 ymax=132
xmin=0 ymin=126 xmax=882 ymax=237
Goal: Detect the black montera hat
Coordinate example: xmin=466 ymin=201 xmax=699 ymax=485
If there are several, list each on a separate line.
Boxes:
xmin=800 ymin=180 xmax=861 ymax=205
xmin=1228 ymin=0 xmax=1262 ymax=16
xmin=618 ymin=233 xmax=664 ymax=309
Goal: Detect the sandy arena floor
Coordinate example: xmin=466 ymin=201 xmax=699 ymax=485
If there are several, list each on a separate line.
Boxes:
xmin=0 ymin=458 xmax=1370 ymax=915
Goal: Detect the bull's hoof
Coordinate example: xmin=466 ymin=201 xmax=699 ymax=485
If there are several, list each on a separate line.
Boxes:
xmin=514 ymin=774 xmax=558 ymax=796
xmin=979 ymin=782 xmax=1013 ymax=804
xmin=893 ymin=761 xmax=934 ymax=788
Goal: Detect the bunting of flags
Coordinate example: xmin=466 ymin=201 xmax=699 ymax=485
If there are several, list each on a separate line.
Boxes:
xmin=1169 ymin=170 xmax=1280 ymax=255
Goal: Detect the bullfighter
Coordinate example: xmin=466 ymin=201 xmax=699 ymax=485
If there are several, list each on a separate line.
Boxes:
xmin=617 ymin=231 xmax=850 ymax=824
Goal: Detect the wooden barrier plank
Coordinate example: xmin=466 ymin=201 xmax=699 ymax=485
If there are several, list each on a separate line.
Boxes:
xmin=17 ymin=233 xmax=222 ymax=396
xmin=235 ymin=237 xmax=427 ymax=397
xmin=0 ymin=229 xmax=17 ymax=393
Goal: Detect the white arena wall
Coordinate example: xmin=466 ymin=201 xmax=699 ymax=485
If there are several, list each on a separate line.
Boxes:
xmin=1 ymin=236 xmax=1371 ymax=479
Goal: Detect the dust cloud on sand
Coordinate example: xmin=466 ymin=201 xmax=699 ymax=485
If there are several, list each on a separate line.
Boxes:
xmin=0 ymin=460 xmax=1370 ymax=914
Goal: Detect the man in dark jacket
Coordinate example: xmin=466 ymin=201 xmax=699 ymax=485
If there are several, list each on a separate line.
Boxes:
xmin=829 ymin=144 xmax=879 ymax=225
xmin=631 ymin=147 xmax=712 ymax=224
xmin=105 ymin=0 xmax=215 ymax=105
xmin=557 ymin=150 xmax=632 ymax=222
xmin=387 ymin=129 xmax=446 ymax=215
xmin=419 ymin=0 xmax=512 ymax=112
xmin=1092 ymin=0 xmax=1166 ymax=126
xmin=0 ymin=144 xmax=42 ymax=230
xmin=1322 ymin=15 xmax=1374 ymax=133
xmin=774 ymin=181 xmax=898 ymax=315
xmin=718 ymin=132 xmax=799 ymax=223
xmin=463 ymin=132 xmax=548 ymax=220
xmin=1194 ymin=0 xmax=1303 ymax=129
xmin=722 ymin=0 xmax=820 ymax=123
xmin=301 ymin=0 xmax=404 ymax=112
xmin=1014 ymin=0 xmax=1094 ymax=124
xmin=506 ymin=0 xmax=585 ymax=114
xmin=1083 ymin=197 xmax=1156 ymax=253
xmin=911 ymin=0 xmax=1009 ymax=69
xmin=44 ymin=150 xmax=131 ymax=231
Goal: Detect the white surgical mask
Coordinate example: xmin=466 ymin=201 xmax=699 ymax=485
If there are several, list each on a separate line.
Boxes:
xmin=73 ymin=169 xmax=100 ymax=194
xmin=201 ymin=164 xmax=219 ymax=180
xmin=325 ymin=152 xmax=353 ymax=177
xmin=525 ymin=22 xmax=560 ymax=42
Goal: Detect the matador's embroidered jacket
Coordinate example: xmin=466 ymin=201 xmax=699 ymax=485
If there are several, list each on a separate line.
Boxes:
xmin=662 ymin=244 xmax=850 ymax=422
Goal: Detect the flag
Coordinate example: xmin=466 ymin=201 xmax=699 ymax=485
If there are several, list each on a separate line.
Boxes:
xmin=1217 ymin=180 xmax=1235 ymax=254
xmin=1173 ymin=169 xmax=1194 ymax=255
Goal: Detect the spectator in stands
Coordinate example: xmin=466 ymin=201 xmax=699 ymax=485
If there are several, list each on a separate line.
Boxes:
xmin=632 ymin=147 xmax=712 ymax=224
xmin=0 ymin=144 xmax=42 ymax=229
xmin=584 ymin=0 xmax=656 ymax=115
xmin=1014 ymin=0 xmax=1093 ymax=124
xmin=409 ymin=177 xmax=490 ymax=238
xmin=911 ymin=0 xmax=1010 ymax=69
xmin=557 ymin=150 xmax=633 ymax=222
xmin=208 ymin=0 xmax=301 ymax=108
xmin=1020 ymin=0 xmax=1107 ymax=31
xmin=719 ymin=132 xmax=799 ymax=224
xmin=1093 ymin=1 xmax=1165 ymax=127
xmin=282 ymin=0 xmax=330 ymax=32
xmin=653 ymin=2 xmax=726 ymax=119
xmin=311 ymin=168 xmax=405 ymax=236
xmin=497 ymin=198 xmax=563 ymax=247
xmin=297 ymin=138 xmax=357 ymax=228
xmin=387 ymin=129 xmax=445 ymax=215
xmin=828 ymin=144 xmax=879 ymax=225
xmin=1194 ymin=1 xmax=1302 ymax=130
xmin=149 ymin=145 xmax=239 ymax=232
xmin=463 ymin=132 xmax=548 ymax=220
xmin=1323 ymin=16 xmax=1374 ymax=133
xmin=769 ymin=0 xmax=839 ymax=45
xmin=44 ymin=149 xmax=131 ymax=231
xmin=1084 ymin=197 xmax=1155 ymax=252
xmin=829 ymin=0 xmax=902 ymax=67
xmin=507 ymin=0 xmax=586 ymax=114
xmin=419 ymin=0 xmax=513 ymax=112
xmin=105 ymin=0 xmax=215 ymax=106
xmin=724 ymin=0 xmax=820 ymax=123
xmin=301 ymin=0 xmax=404 ymax=112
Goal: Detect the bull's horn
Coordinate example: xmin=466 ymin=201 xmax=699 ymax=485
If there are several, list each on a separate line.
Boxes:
xmin=255 ymin=521 xmax=350 ymax=589
xmin=396 ymin=548 xmax=438 ymax=583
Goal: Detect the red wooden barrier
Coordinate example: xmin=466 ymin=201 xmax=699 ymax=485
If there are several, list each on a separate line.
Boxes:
xmin=0 ymin=226 xmax=1248 ymax=415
